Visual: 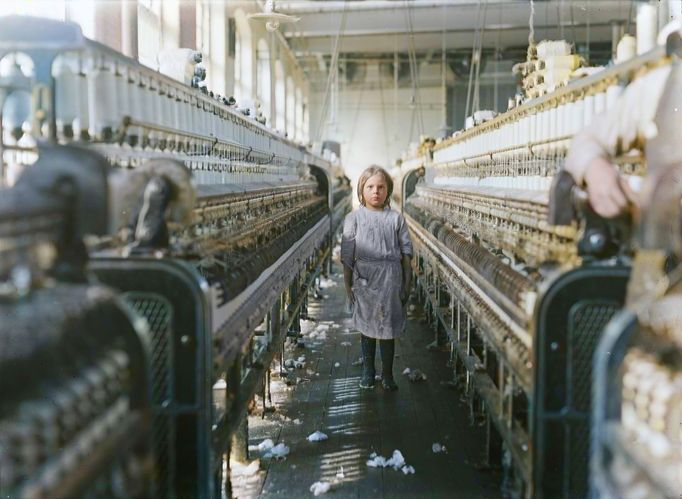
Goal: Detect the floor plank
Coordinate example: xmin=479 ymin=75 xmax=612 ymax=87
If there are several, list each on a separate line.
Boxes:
xmin=231 ymin=259 xmax=502 ymax=498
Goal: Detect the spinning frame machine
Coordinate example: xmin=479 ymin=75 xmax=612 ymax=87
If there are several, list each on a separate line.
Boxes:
xmin=0 ymin=16 xmax=351 ymax=499
xmin=3 ymin=11 xmax=681 ymax=499
xmin=396 ymin=43 xmax=682 ymax=498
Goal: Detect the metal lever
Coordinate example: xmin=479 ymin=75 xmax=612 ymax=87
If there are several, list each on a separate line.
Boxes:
xmin=548 ymin=170 xmax=578 ymax=226
xmin=549 ymin=169 xmax=631 ymax=259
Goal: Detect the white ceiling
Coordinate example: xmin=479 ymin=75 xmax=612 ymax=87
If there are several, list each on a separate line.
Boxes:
xmin=278 ymin=0 xmax=634 ymax=55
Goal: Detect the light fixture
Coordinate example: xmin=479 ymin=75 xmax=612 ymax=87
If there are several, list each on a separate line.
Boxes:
xmin=248 ymin=0 xmax=300 ymax=33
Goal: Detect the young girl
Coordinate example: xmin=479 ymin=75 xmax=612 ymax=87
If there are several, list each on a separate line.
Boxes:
xmin=340 ymin=166 xmax=413 ymax=390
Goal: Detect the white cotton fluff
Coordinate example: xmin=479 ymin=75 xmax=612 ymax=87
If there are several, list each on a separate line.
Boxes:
xmin=401 ymin=465 xmax=416 ymax=475
xmin=309 ymin=481 xmax=331 ymax=496
xmin=407 ymin=369 xmax=427 ymax=382
xmin=319 ymin=277 xmax=337 ymax=289
xmin=432 ymin=443 xmax=446 ymax=453
xmin=367 ymin=450 xmax=409 ymax=471
xmin=366 ymin=455 xmax=387 ymax=468
xmin=264 ymin=443 xmax=290 ymax=459
xmin=386 ymin=450 xmax=406 ymax=470
xmin=317 ymin=324 xmax=330 ymax=332
xmin=256 ymin=439 xmax=274 ymax=452
xmin=402 ymin=367 xmax=411 ymax=375
xmin=352 ymin=357 xmax=363 ymax=366
xmin=336 ymin=466 xmax=345 ymax=479
xmin=297 ymin=356 xmax=306 ymax=362
xmin=340 ymin=341 xmax=351 ymax=347
xmin=536 ymin=40 xmax=572 ymax=59
xmin=334 ymin=362 xmax=341 ymax=368
xmin=293 ymin=419 xmax=302 ymax=425
xmin=307 ymin=431 xmax=329 ymax=442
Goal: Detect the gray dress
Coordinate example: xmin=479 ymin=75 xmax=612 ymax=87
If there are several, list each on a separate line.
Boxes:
xmin=340 ymin=205 xmax=414 ymax=339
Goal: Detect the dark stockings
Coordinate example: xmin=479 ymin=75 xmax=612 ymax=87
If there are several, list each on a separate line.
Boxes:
xmin=360 ymin=334 xmax=397 ymax=390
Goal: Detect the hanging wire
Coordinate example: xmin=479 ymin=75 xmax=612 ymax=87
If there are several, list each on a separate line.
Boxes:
xmin=626 ymin=0 xmax=635 ymax=34
xmin=314 ymin=0 xmax=348 ymax=143
xmin=465 ymin=0 xmax=488 ymax=121
xmin=472 ymin=1 xmax=488 ymax=114
xmin=529 ymin=0 xmax=536 ymax=48
xmin=408 ymin=93 xmax=416 ymax=144
xmin=404 ymin=0 xmax=424 ymax=138
xmin=464 ymin=0 xmax=483 ymax=125
xmin=393 ymin=37 xmax=399 ymax=133
xmin=347 ymin=79 xmax=365 ymax=150
xmin=377 ymin=64 xmax=390 ymax=167
xmin=585 ymin=0 xmax=591 ymax=65
xmin=494 ymin=1 xmax=501 ymax=112
xmin=440 ymin=2 xmax=448 ymax=133
xmin=544 ymin=0 xmax=549 ymax=41
xmin=570 ymin=1 xmax=577 ymax=45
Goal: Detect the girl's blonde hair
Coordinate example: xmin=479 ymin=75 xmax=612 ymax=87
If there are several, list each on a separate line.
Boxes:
xmin=357 ymin=166 xmax=393 ymax=207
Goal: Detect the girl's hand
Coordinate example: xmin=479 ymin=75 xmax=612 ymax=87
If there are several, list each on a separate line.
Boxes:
xmin=346 ymin=289 xmax=355 ymax=305
xmin=399 ymin=289 xmax=409 ymax=306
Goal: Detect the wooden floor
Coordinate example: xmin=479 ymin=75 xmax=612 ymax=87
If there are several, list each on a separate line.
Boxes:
xmin=231 ymin=259 xmax=502 ymax=498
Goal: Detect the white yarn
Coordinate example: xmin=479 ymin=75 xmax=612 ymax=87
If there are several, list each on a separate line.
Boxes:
xmin=536 ymin=40 xmax=573 ymax=59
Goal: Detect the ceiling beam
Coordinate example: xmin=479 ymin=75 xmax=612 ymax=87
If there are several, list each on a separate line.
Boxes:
xmin=278 ymin=0 xmax=573 ymax=15
xmin=280 ymin=1 xmax=630 ymax=38
xmin=283 ymin=22 xmax=616 ymax=40
xmin=287 ymin=25 xmax=617 ymax=54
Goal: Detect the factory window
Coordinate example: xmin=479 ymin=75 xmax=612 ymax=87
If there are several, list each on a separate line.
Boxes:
xmin=286 ymin=76 xmax=295 ymax=138
xmin=197 ymin=0 xmax=210 ymax=59
xmin=235 ymin=31 xmax=242 ymax=99
xmin=256 ymin=38 xmax=271 ymax=123
xmin=275 ymin=60 xmax=286 ymax=132
xmin=302 ymin=99 xmax=309 ymax=143
xmin=137 ymin=0 xmax=162 ymax=69
xmin=161 ymin=0 xmax=181 ymax=51
xmin=233 ymin=10 xmax=252 ymax=104
xmin=205 ymin=2 xmax=226 ymax=95
xmin=295 ymin=87 xmax=304 ymax=141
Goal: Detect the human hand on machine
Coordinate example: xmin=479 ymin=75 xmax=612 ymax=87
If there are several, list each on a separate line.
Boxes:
xmin=583 ymin=157 xmax=637 ymax=218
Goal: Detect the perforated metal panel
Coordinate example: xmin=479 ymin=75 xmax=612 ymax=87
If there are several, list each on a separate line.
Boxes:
xmin=570 ymin=303 xmax=618 ymax=413
xmin=566 ymin=303 xmax=620 ymax=496
xmin=533 ymin=266 xmax=629 ymax=499
xmin=124 ymin=292 xmax=175 ymax=499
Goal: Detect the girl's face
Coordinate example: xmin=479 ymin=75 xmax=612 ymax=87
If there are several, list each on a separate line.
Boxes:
xmin=363 ymin=173 xmax=388 ymax=210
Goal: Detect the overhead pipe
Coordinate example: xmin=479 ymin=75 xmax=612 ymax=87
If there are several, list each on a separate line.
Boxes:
xmin=278 ymin=0 xmax=626 ymax=15
xmin=278 ymin=1 xmax=522 ymax=15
